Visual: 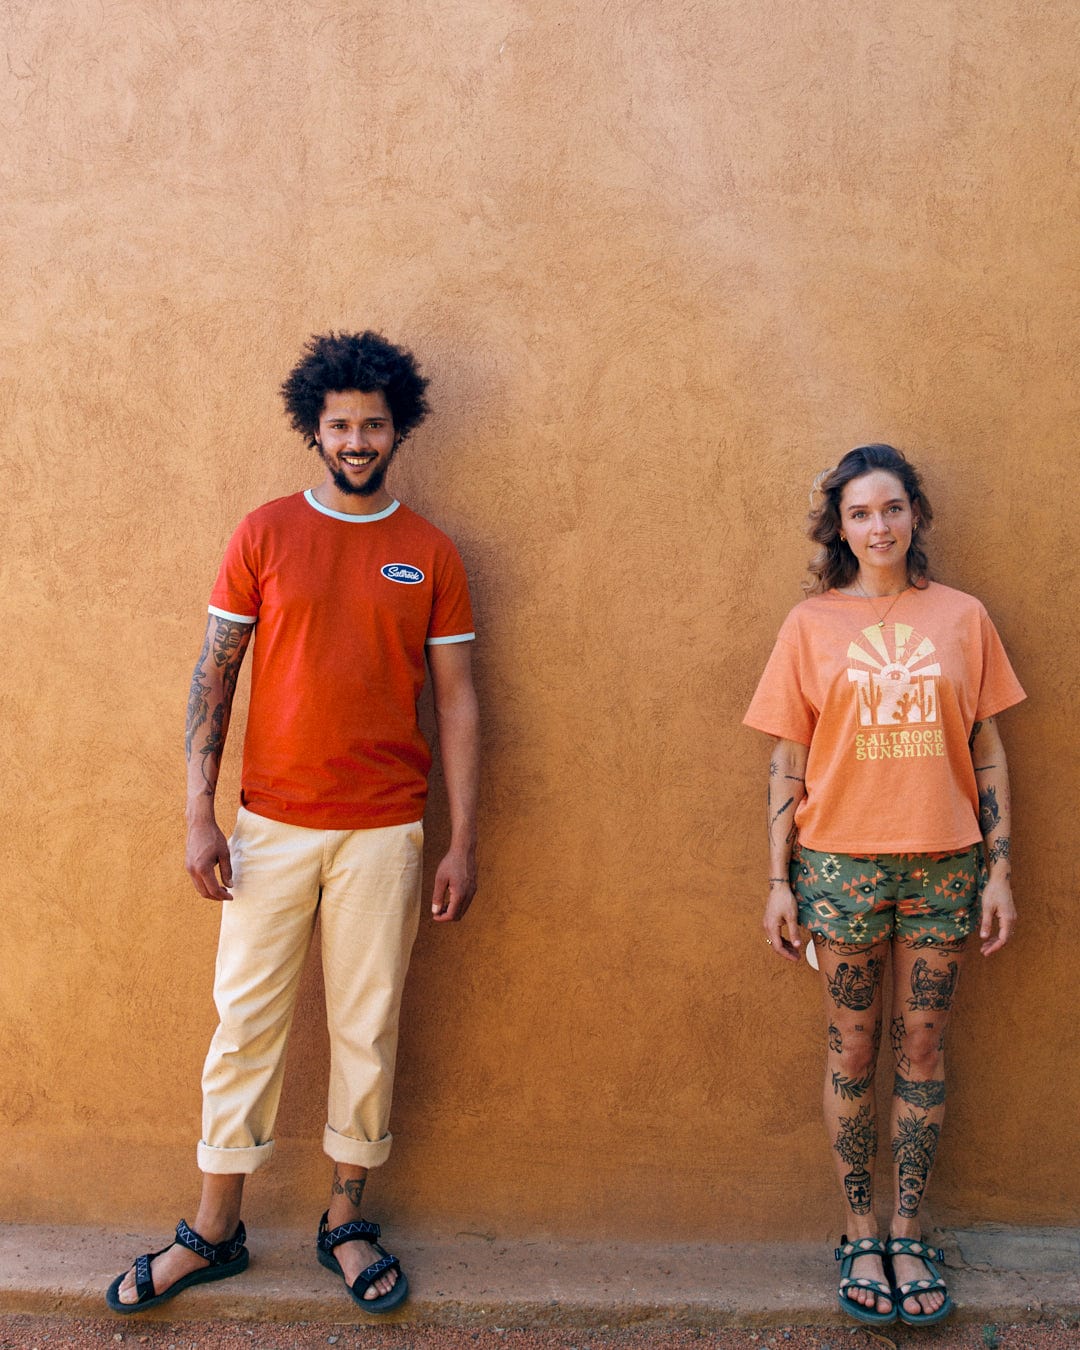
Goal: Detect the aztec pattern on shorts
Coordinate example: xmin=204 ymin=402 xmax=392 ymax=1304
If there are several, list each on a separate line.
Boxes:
xmin=790 ymin=844 xmax=983 ymax=947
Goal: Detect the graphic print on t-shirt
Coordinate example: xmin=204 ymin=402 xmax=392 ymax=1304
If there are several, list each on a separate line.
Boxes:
xmin=847 ymin=622 xmax=940 ymax=727
xmin=846 ymin=623 xmax=948 ymax=764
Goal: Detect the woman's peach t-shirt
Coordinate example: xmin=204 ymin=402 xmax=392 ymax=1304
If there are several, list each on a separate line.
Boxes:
xmin=744 ymin=582 xmax=1025 ymax=853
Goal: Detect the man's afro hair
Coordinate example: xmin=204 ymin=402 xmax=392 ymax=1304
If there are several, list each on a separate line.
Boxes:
xmin=280 ymin=331 xmax=430 ymax=445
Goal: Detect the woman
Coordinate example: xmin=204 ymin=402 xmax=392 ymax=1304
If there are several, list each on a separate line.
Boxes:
xmin=744 ymin=445 xmax=1023 ymax=1328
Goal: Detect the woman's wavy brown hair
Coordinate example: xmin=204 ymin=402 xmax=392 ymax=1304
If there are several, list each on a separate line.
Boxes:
xmin=805 ymin=444 xmax=933 ymax=595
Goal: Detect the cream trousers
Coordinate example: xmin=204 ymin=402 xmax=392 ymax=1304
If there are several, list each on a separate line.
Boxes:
xmin=197 ymin=806 xmax=423 ymax=1174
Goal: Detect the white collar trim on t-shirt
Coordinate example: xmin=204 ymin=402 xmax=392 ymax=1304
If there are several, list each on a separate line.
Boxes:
xmin=303 ymin=489 xmax=400 ymax=523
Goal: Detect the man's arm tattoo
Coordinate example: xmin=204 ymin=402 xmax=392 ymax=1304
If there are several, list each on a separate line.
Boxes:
xmin=199 ymin=704 xmax=228 ymax=788
xmin=184 ymin=626 xmax=213 ymax=761
xmin=213 ymin=619 xmax=248 ymax=703
xmin=187 ymin=618 xmax=252 ymax=792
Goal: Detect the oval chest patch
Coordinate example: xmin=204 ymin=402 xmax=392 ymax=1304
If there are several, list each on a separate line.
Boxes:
xmin=381 ymin=563 xmax=425 ymax=585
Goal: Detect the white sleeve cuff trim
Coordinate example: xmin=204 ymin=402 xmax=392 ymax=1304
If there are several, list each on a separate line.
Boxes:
xmin=426 ymin=632 xmax=475 ymax=646
xmin=208 ymin=605 xmax=257 ymax=624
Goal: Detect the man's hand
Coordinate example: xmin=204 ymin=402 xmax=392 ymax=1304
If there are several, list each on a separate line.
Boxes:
xmin=186 ymin=817 xmax=235 ymax=901
xmin=430 ymin=844 xmax=476 ymax=922
xmin=427 ymin=641 xmax=479 ymax=923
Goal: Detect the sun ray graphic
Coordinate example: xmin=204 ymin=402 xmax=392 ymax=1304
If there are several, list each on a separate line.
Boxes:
xmin=847 ymin=623 xmax=941 ymax=727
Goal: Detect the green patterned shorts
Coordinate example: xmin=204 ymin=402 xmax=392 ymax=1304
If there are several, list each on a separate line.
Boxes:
xmin=790 ymin=843 xmax=983 ymax=947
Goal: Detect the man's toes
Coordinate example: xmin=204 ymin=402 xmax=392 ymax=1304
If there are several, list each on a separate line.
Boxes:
xmin=364 ymin=1268 xmax=397 ymax=1299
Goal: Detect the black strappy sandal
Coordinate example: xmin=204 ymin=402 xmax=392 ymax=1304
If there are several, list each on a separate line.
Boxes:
xmin=316 ymin=1211 xmax=409 ymax=1313
xmin=105 ymin=1218 xmax=248 ymax=1313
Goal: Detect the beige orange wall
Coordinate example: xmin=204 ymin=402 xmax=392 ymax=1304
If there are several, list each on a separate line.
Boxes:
xmin=2 ymin=1 xmax=1076 ymax=1240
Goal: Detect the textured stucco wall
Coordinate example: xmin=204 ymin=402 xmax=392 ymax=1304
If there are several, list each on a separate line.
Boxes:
xmin=1 ymin=0 xmax=1077 ymax=1241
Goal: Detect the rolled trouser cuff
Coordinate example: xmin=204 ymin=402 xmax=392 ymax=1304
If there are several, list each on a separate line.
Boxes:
xmin=323 ymin=1123 xmax=392 ymax=1169
xmin=197 ymin=1138 xmax=275 ymax=1174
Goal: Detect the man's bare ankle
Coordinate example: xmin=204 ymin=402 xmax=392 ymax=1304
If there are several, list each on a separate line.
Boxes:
xmin=190 ymin=1215 xmax=240 ymax=1245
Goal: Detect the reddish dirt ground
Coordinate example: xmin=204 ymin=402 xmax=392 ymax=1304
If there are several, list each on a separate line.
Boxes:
xmin=1 ymin=1318 xmax=1077 ymax=1350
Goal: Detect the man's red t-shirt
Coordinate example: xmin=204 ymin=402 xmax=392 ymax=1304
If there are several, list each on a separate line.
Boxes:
xmin=209 ymin=491 xmax=474 ymax=830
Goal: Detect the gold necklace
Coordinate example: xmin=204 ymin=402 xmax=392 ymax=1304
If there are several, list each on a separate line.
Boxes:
xmin=853 ymin=581 xmax=910 ymax=629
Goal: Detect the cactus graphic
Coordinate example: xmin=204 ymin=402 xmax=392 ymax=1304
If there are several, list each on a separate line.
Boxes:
xmin=910 ymin=675 xmax=934 ymax=723
xmin=849 ymin=631 xmax=939 ymax=730
xmin=893 ymin=690 xmax=916 ymax=722
xmin=864 ymin=677 xmax=885 ymax=724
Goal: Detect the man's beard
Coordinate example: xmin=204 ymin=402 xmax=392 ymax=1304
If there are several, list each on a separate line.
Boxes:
xmin=322 ymin=444 xmax=397 ymax=498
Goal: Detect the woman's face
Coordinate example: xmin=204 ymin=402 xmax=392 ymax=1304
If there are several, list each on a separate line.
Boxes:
xmin=838 ymin=470 xmax=917 ymax=582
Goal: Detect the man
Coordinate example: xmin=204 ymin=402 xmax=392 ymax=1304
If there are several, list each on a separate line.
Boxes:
xmin=107 ymin=331 xmax=479 ymax=1315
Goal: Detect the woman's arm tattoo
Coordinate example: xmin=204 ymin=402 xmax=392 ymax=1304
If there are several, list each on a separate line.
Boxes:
xmin=988 ymin=835 xmax=1011 ymax=866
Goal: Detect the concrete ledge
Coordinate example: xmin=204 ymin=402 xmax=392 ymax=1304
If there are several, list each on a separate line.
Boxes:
xmin=1 ymin=1224 xmax=1077 ymax=1328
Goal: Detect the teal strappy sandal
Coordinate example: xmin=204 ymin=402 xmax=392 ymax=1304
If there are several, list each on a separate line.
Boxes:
xmin=886 ymin=1235 xmax=955 ymax=1326
xmin=834 ymin=1234 xmax=897 ymax=1325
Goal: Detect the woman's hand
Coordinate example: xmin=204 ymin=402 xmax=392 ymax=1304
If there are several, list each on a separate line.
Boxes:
xmin=763 ymin=881 xmax=803 ymax=962
xmin=763 ymin=738 xmax=809 ymax=962
xmin=969 ymin=717 xmax=1017 ymax=956
xmin=979 ymin=873 xmax=1017 ymax=955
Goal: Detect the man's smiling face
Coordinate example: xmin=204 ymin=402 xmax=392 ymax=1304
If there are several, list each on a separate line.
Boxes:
xmin=314 ymin=388 xmax=397 ymax=507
